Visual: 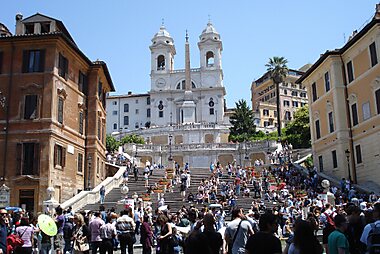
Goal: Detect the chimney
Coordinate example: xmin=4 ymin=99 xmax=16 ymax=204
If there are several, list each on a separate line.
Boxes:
xmin=376 ymin=4 xmax=380 ymax=19
xmin=15 ymin=13 xmax=23 ymax=35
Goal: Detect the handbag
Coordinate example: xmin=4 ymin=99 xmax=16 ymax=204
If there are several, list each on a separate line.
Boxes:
xmin=73 ymin=226 xmax=90 ymax=252
xmin=74 ymin=238 xmax=90 ymax=252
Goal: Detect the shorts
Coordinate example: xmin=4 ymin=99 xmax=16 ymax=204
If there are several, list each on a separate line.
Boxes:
xmin=54 ymin=233 xmax=64 ymax=250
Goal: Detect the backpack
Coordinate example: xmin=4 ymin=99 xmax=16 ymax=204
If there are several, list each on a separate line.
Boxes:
xmin=367 ymin=223 xmax=380 ymax=254
xmin=7 ymin=227 xmax=28 ymax=252
xmin=324 ymin=212 xmax=335 ymax=227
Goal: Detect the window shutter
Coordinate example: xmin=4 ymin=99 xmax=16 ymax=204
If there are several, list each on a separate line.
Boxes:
xmin=64 ymin=58 xmax=69 ymax=80
xmin=62 ymin=147 xmax=66 ymax=167
xmin=33 ymin=143 xmax=40 ymax=175
xmin=0 ymin=52 xmax=3 ymax=74
xmin=16 ymin=143 xmax=22 ymax=175
xmin=54 ymin=145 xmax=57 ymax=166
xmin=39 ymin=50 xmax=45 ymax=72
xmin=22 ymin=50 xmax=29 ymax=73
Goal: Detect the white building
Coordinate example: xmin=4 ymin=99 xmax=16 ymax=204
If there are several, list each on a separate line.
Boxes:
xmin=106 ymin=92 xmax=150 ymax=134
xmin=106 ymin=22 xmax=229 ymax=139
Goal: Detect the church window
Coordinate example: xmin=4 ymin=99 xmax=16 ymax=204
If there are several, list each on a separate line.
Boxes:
xmin=158 ymin=101 xmax=164 ymax=118
xmin=157 ymin=55 xmax=165 ymax=70
xmin=206 ymin=51 xmax=215 ymax=67
xmin=176 ymin=80 xmax=196 ymax=90
xmin=209 ymin=108 xmax=214 ymax=115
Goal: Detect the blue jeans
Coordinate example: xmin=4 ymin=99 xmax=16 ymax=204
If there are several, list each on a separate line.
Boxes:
xmin=40 ymin=243 xmax=51 ymax=254
xmin=64 ymin=238 xmax=72 ymax=253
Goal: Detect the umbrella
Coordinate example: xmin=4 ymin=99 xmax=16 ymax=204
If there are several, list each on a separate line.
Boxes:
xmin=5 ymin=207 xmax=22 ymax=212
xmin=38 ymin=214 xmax=57 ymax=236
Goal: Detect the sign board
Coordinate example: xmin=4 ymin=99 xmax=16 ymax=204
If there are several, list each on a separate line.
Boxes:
xmin=124 ymin=198 xmax=134 ymax=212
xmin=67 ymin=145 xmax=74 ymax=154
xmin=0 ymin=184 xmax=10 ymax=208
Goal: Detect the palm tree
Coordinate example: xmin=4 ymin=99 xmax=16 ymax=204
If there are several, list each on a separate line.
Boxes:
xmin=266 ymin=57 xmax=288 ymax=137
xmin=229 ymin=99 xmax=256 ymax=142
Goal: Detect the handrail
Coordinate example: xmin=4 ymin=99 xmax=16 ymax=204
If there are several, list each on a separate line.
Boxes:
xmin=60 ymin=165 xmax=126 ymax=212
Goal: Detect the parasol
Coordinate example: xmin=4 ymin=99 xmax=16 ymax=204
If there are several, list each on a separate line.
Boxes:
xmin=38 ymin=214 xmax=57 ymax=236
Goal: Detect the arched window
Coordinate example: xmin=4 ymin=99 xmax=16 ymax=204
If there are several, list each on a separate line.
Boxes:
xmin=176 ymin=80 xmax=196 ymax=90
xmin=206 ymin=51 xmax=214 ymax=67
xmin=113 ymin=123 xmax=117 ymax=130
xmin=209 ymin=98 xmax=215 ymax=115
xmin=157 ymin=55 xmax=165 ymax=70
xmin=158 ymin=100 xmax=164 ymax=118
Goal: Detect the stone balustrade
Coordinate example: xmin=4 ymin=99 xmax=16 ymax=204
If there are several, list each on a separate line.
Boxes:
xmin=124 ymin=140 xmax=277 ymax=153
xmin=60 ymin=165 xmax=126 ymax=212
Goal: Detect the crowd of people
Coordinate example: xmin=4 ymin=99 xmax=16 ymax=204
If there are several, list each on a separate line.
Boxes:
xmin=1 ymin=150 xmax=380 ymax=254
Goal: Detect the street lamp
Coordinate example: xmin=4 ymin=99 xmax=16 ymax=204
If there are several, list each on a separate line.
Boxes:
xmin=266 ymin=131 xmax=270 ymax=163
xmin=345 ymin=149 xmax=352 ymax=182
xmin=87 ymin=155 xmax=92 ymax=190
xmin=0 ymin=92 xmax=5 ymax=109
xmin=159 ymin=146 xmax=163 ymax=168
xmin=168 ymin=134 xmax=173 ymax=161
xmin=119 ymin=127 xmax=123 ymax=142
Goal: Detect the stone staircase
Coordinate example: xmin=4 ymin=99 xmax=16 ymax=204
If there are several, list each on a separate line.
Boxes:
xmin=81 ymin=166 xmax=270 ymax=214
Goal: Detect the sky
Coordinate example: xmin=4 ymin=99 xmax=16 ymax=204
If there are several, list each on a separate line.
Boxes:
xmin=1 ymin=1 xmax=379 ymax=108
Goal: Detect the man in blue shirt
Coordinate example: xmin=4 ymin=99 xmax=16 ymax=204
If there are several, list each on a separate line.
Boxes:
xmin=0 ymin=209 xmax=7 ymax=254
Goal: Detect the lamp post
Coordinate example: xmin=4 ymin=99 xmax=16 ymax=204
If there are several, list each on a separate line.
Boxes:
xmin=0 ymin=91 xmax=7 ymax=182
xmin=86 ymin=155 xmax=92 ymax=190
xmin=119 ymin=127 xmax=123 ymax=142
xmin=266 ymin=131 xmax=270 ymax=163
xmin=168 ymin=134 xmax=173 ymax=161
xmin=345 ymin=149 xmax=352 ymax=183
xmin=0 ymin=92 xmax=5 ymax=109
xmin=159 ymin=146 xmax=163 ymax=168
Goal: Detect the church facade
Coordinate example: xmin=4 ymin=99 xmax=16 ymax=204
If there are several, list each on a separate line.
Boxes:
xmin=106 ymin=22 xmax=231 ymax=143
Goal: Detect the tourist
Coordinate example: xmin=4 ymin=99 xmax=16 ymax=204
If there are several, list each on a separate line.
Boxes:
xmin=225 ymin=208 xmax=254 ymax=254
xmin=63 ymin=215 xmax=74 ymax=254
xmin=116 ymin=208 xmax=135 ymax=254
xmin=140 ymin=215 xmax=153 ymax=254
xmin=100 ymin=185 xmax=106 ymax=204
xmin=133 ymin=165 xmax=138 ymax=181
xmin=360 ymin=202 xmax=380 ymax=253
xmin=89 ymin=211 xmax=105 ymax=254
xmin=0 ymin=210 xmax=7 ymax=254
xmin=288 ymin=219 xmax=323 ymax=254
xmin=100 ymin=215 xmax=117 ymax=254
xmin=40 ymin=230 xmax=53 ymax=254
xmin=14 ymin=217 xmax=34 ymax=254
xmin=327 ymin=214 xmax=349 ymax=254
xmin=197 ymin=213 xmax=223 ymax=254
xmin=157 ymin=214 xmax=174 ymax=254
xmin=245 ymin=212 xmax=282 ymax=254
xmin=72 ymin=213 xmax=90 ymax=254
xmin=54 ymin=206 xmax=66 ymax=254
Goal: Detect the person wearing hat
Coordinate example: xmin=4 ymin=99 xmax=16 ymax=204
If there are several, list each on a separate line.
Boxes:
xmin=0 ymin=209 xmax=7 ymax=254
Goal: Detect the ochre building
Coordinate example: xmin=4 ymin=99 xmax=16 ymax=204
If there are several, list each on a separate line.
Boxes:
xmin=0 ymin=13 xmax=114 ymax=212
xmin=297 ymin=5 xmax=380 ymax=190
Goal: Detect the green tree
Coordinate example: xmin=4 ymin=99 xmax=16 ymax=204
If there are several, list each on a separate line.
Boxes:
xmin=120 ymin=134 xmax=145 ymax=145
xmin=106 ymin=135 xmax=120 ymax=153
xmin=266 ymin=56 xmax=288 ymax=137
xmin=283 ymin=106 xmax=311 ymax=148
xmin=229 ymin=99 xmax=256 ymax=142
